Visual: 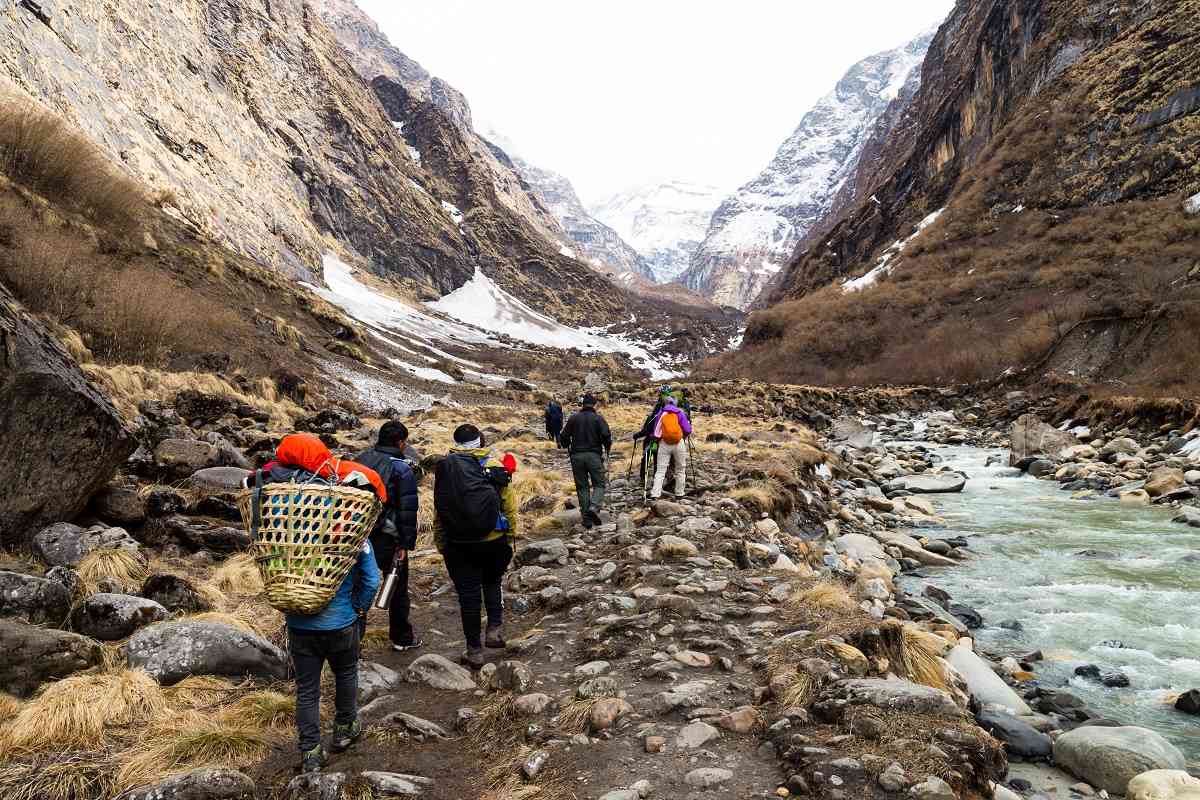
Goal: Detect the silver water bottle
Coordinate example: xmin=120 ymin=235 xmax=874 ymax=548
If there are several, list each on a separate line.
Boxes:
xmin=373 ymin=561 xmax=401 ymax=610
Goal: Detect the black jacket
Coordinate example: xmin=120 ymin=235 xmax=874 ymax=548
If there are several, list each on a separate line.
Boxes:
xmin=545 ymin=401 xmax=564 ymax=432
xmin=560 ymin=407 xmax=612 ymax=455
xmin=352 ymin=445 xmax=419 ymax=549
xmin=633 ymin=401 xmax=665 ymax=441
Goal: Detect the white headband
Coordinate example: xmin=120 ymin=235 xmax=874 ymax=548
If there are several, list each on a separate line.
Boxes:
xmin=458 ymin=436 xmax=482 ymax=449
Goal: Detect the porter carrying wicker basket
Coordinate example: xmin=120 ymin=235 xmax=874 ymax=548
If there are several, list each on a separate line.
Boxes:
xmin=237 ymin=481 xmax=382 ymax=615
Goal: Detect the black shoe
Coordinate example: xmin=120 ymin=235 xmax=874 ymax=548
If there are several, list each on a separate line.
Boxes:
xmin=586 ymin=510 xmax=603 ymax=527
xmin=300 ymin=744 xmax=325 ymax=773
xmin=329 ymin=720 xmax=362 ymax=754
xmin=581 ymin=513 xmax=594 ymax=530
xmin=461 ymin=647 xmax=485 ymax=669
xmin=391 ymin=636 xmax=423 ymax=652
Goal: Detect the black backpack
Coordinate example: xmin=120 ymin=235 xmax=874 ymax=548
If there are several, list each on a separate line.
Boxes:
xmin=434 ymin=453 xmax=504 ymax=541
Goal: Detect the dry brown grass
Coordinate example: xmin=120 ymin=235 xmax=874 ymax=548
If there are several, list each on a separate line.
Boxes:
xmin=207 ymin=553 xmax=264 ymax=598
xmin=553 ymin=698 xmax=598 ymax=734
xmin=467 ymin=692 xmax=520 ymax=748
xmin=0 ymin=99 xmax=145 ymax=231
xmin=0 ymin=753 xmax=118 ymax=800
xmin=788 ymin=580 xmax=857 ymax=616
xmin=0 ymin=670 xmax=166 ymax=754
xmin=114 ymin=711 xmax=276 ymax=792
xmin=75 ymin=547 xmax=148 ymax=597
xmin=220 ymin=690 xmax=294 ymax=731
xmin=163 ymin=676 xmax=242 ymax=710
xmin=0 ymin=695 xmax=21 ymax=725
xmin=183 ymin=607 xmax=279 ymax=640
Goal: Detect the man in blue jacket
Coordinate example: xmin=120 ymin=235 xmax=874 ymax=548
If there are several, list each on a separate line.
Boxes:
xmin=354 ymin=421 xmax=421 ymax=651
xmin=287 ymin=538 xmax=381 ymax=773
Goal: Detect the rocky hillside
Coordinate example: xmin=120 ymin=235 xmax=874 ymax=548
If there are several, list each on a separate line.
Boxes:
xmin=681 ymin=31 xmax=934 ymax=311
xmin=721 ymin=0 xmax=1200 ymax=392
xmin=591 ymin=181 xmax=725 ymax=284
xmin=479 ymin=129 xmax=656 ymax=282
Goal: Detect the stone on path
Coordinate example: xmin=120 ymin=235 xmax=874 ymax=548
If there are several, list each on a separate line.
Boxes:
xmin=404 ymin=653 xmax=477 ymax=691
xmin=0 ymin=284 xmax=136 ymax=548
xmin=358 ymin=661 xmax=401 ymax=704
xmin=589 ymin=697 xmax=633 ymax=731
xmin=283 ymin=773 xmax=346 ymax=800
xmin=121 ymin=768 xmax=256 ymax=800
xmin=360 ymin=771 xmax=435 ymax=796
xmin=909 ymin=775 xmax=956 ymax=800
xmin=684 ymin=768 xmax=733 ymax=789
xmin=676 ymin=720 xmax=720 ymax=749
xmin=1053 ymin=726 xmax=1186 ymax=795
xmin=0 ymin=619 xmax=103 ymax=696
xmin=125 ymin=621 xmax=288 ymax=685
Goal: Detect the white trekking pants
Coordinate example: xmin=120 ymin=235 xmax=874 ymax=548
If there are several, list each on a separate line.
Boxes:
xmin=651 ymin=440 xmax=687 ymax=498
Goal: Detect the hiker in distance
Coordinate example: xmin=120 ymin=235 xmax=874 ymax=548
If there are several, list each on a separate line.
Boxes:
xmin=544 ymin=396 xmax=564 ymax=446
xmin=353 ymin=420 xmax=421 ymax=651
xmin=560 ymin=393 xmax=612 ymax=529
xmin=433 ymin=424 xmax=520 ymax=669
xmin=648 ymin=393 xmax=692 ymax=499
xmin=286 ymin=526 xmax=381 ymax=772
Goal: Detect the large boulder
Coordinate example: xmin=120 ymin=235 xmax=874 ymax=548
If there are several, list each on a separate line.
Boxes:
xmin=832 ymin=418 xmax=875 ymax=449
xmin=1008 ymin=414 xmax=1075 ymax=466
xmin=0 ymin=619 xmax=103 ymax=696
xmin=1127 ymin=770 xmax=1200 ymax=800
xmin=140 ymin=573 xmax=213 ymax=613
xmin=32 ymin=522 xmax=140 ymax=567
xmin=884 ymin=473 xmax=967 ymax=494
xmin=0 ymin=282 xmax=136 ymax=548
xmin=121 ymin=768 xmax=256 ymax=800
xmin=155 ymin=515 xmax=251 ymax=554
xmin=946 ymin=644 xmax=1031 ymax=715
xmin=72 ymin=592 xmax=169 ymax=640
xmin=976 ymin=710 xmax=1052 ymax=761
xmin=1146 ymin=467 xmax=1186 ymax=498
xmin=815 ymin=678 xmax=962 ymax=722
xmin=0 ymin=569 xmax=71 ymax=624
xmin=125 ymin=621 xmax=288 ymax=685
xmin=1053 ymin=726 xmax=1186 ymax=795
xmin=154 ymin=439 xmax=221 ymax=478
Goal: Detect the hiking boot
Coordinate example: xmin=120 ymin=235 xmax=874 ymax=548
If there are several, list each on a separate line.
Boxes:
xmin=485 ymin=625 xmax=506 ymax=649
xmin=586 ymin=510 xmax=603 ymax=527
xmin=391 ymin=635 xmax=423 ymax=652
xmin=329 ymin=719 xmax=362 ymax=753
xmin=581 ymin=513 xmax=594 ymax=530
xmin=300 ymin=744 xmax=325 ymax=773
xmin=461 ymin=646 xmax=485 ymax=669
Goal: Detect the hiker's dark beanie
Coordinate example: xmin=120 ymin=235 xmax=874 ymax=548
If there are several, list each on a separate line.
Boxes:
xmin=454 ymin=423 xmax=483 ymax=445
xmin=378 ymin=420 xmax=409 ymax=446
xmin=581 ymin=394 xmax=596 ymax=407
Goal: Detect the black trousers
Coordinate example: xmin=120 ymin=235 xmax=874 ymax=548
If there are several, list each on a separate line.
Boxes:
xmin=369 ymin=531 xmax=414 ymax=645
xmin=289 ymin=622 xmax=359 ymax=752
xmin=442 ymin=538 xmax=513 ymax=648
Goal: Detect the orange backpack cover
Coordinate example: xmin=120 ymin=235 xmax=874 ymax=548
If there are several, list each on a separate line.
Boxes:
xmin=660 ymin=412 xmax=683 ymax=445
xmin=273 ymin=433 xmax=387 ymax=501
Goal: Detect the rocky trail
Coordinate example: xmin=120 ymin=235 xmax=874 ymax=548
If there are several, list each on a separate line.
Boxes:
xmin=1 ymin=387 xmax=1199 ymax=800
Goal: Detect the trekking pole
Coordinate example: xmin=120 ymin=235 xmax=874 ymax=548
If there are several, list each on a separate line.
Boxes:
xmin=625 ymin=439 xmax=639 ymax=480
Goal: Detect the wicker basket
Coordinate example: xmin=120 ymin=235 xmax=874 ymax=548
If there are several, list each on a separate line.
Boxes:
xmin=237 ymin=483 xmax=382 ymax=615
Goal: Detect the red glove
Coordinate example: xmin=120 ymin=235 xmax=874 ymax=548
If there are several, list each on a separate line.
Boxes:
xmin=501 ymin=453 xmax=518 ymax=474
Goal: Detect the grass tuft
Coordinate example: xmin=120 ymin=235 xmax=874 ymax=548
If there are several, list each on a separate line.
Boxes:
xmin=114 ymin=711 xmax=275 ymax=792
xmin=208 ymin=554 xmax=264 ymax=597
xmin=220 ymin=691 xmax=294 ymax=731
xmin=75 ymin=547 xmax=148 ymax=596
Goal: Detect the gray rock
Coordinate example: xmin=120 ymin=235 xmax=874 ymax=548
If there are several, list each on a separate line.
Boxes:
xmin=822 ymin=678 xmax=962 ymax=720
xmin=885 ymin=473 xmax=967 ymax=494
xmin=157 ymin=516 xmax=250 ymax=554
xmin=909 ymin=775 xmax=956 ymax=799
xmin=125 ymin=621 xmax=287 ymax=685
xmin=0 ymin=569 xmax=71 ymax=624
xmin=676 ymin=720 xmax=721 ymax=748
xmin=373 ymin=710 xmax=450 ymax=740
xmin=1053 ymin=725 xmax=1186 ymax=795
xmin=514 ymin=692 xmax=553 ymax=715
xmin=684 ymin=768 xmax=733 ymax=789
xmin=1172 ymin=507 xmax=1200 ymax=528
xmin=598 ymin=791 xmax=639 ymax=800
xmin=1009 ymin=414 xmax=1075 ymax=466
xmin=946 ymin=644 xmax=1031 ymax=715
xmin=140 ymin=573 xmax=212 ymax=613
xmin=187 ymin=466 xmax=252 ymax=492
xmin=358 ymin=660 xmax=401 ymax=704
xmin=577 ymin=676 xmax=621 ymax=700
xmin=92 ymin=485 xmax=147 ymax=525
xmin=0 ymin=619 xmax=103 ymax=696
xmin=121 ymin=768 xmax=256 ymax=800
xmin=0 ymin=284 xmax=136 ymax=549
xmin=72 ymin=592 xmax=168 ymax=640
xmin=404 ymin=653 xmax=477 ymax=691
xmin=32 ymin=522 xmax=141 ymax=567
xmin=282 ymin=772 xmax=346 ymax=800
xmin=359 ymin=772 xmax=435 ymax=797
xmin=516 ymin=538 xmax=569 ymax=566
xmin=490 ymin=660 xmax=534 ymax=693
xmin=976 ymin=710 xmax=1052 ymax=760
xmin=154 ymin=439 xmax=221 ymax=477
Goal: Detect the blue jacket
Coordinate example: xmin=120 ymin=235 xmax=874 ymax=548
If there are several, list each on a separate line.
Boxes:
xmin=286 ymin=539 xmax=381 ymax=631
xmin=353 ymin=446 xmax=420 ymax=550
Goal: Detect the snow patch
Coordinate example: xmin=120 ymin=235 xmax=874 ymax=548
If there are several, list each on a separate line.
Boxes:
xmin=441 ymin=200 xmax=464 ymax=224
xmin=1185 ymin=192 xmax=1200 ymax=216
xmin=558 ymin=244 xmax=577 ymax=258
xmin=843 ymin=208 xmax=944 ymax=293
xmin=428 ymin=268 xmax=679 ymax=378
xmin=406 ymin=145 xmax=422 ymax=163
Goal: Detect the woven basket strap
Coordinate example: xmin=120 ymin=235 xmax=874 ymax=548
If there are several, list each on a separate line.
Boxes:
xmin=250 ymin=468 xmax=264 ymax=541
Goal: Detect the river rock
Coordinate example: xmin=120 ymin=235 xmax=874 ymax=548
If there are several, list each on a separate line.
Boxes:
xmin=1173 ymin=507 xmax=1200 ymax=528
xmin=1119 ymin=488 xmax=1151 ymax=505
xmin=32 ymin=522 xmax=141 ymax=567
xmin=72 ymin=592 xmax=168 ymax=640
xmin=404 ymin=654 xmax=477 ymax=691
xmin=1009 ymin=414 xmax=1075 ymax=466
xmin=947 ymin=644 xmax=1031 ymax=715
xmin=909 ymin=776 xmax=956 ymax=800
xmin=885 ymin=473 xmax=967 ymax=494
xmin=121 ymin=767 xmax=256 ymax=800
xmin=832 ymin=418 xmax=875 ymax=449
xmin=1174 ymin=689 xmax=1200 ymax=715
xmin=876 ymin=531 xmax=956 ymax=567
xmin=1053 ymin=726 xmax=1186 ymax=795
xmin=125 ymin=621 xmax=288 ymax=685
xmin=835 ymin=533 xmax=895 ymax=572
xmin=1101 ymin=437 xmax=1141 ymax=458
xmin=0 ymin=619 xmax=103 ymax=696
xmin=0 ymin=284 xmax=136 ymax=548
xmin=1127 ymin=770 xmax=1200 ymax=800
xmin=1146 ymin=467 xmax=1186 ymax=497
xmin=0 ymin=569 xmax=71 ymax=624
xmin=140 ymin=573 xmax=212 ymax=613
xmin=976 ymin=710 xmax=1052 ymax=760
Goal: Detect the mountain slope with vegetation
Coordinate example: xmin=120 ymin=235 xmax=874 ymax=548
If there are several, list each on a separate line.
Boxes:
xmin=715 ymin=0 xmax=1200 ymax=393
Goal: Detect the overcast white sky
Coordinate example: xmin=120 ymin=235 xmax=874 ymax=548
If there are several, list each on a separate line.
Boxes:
xmin=356 ymin=1 xmax=953 ymax=205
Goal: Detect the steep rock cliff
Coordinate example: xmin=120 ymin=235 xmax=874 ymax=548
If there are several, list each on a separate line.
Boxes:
xmin=683 ymin=31 xmax=934 ymax=310
xmin=724 ymin=0 xmax=1200 ymax=391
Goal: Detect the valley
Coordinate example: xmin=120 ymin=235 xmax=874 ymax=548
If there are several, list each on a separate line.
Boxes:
xmin=0 ymin=0 xmax=1198 ymax=799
